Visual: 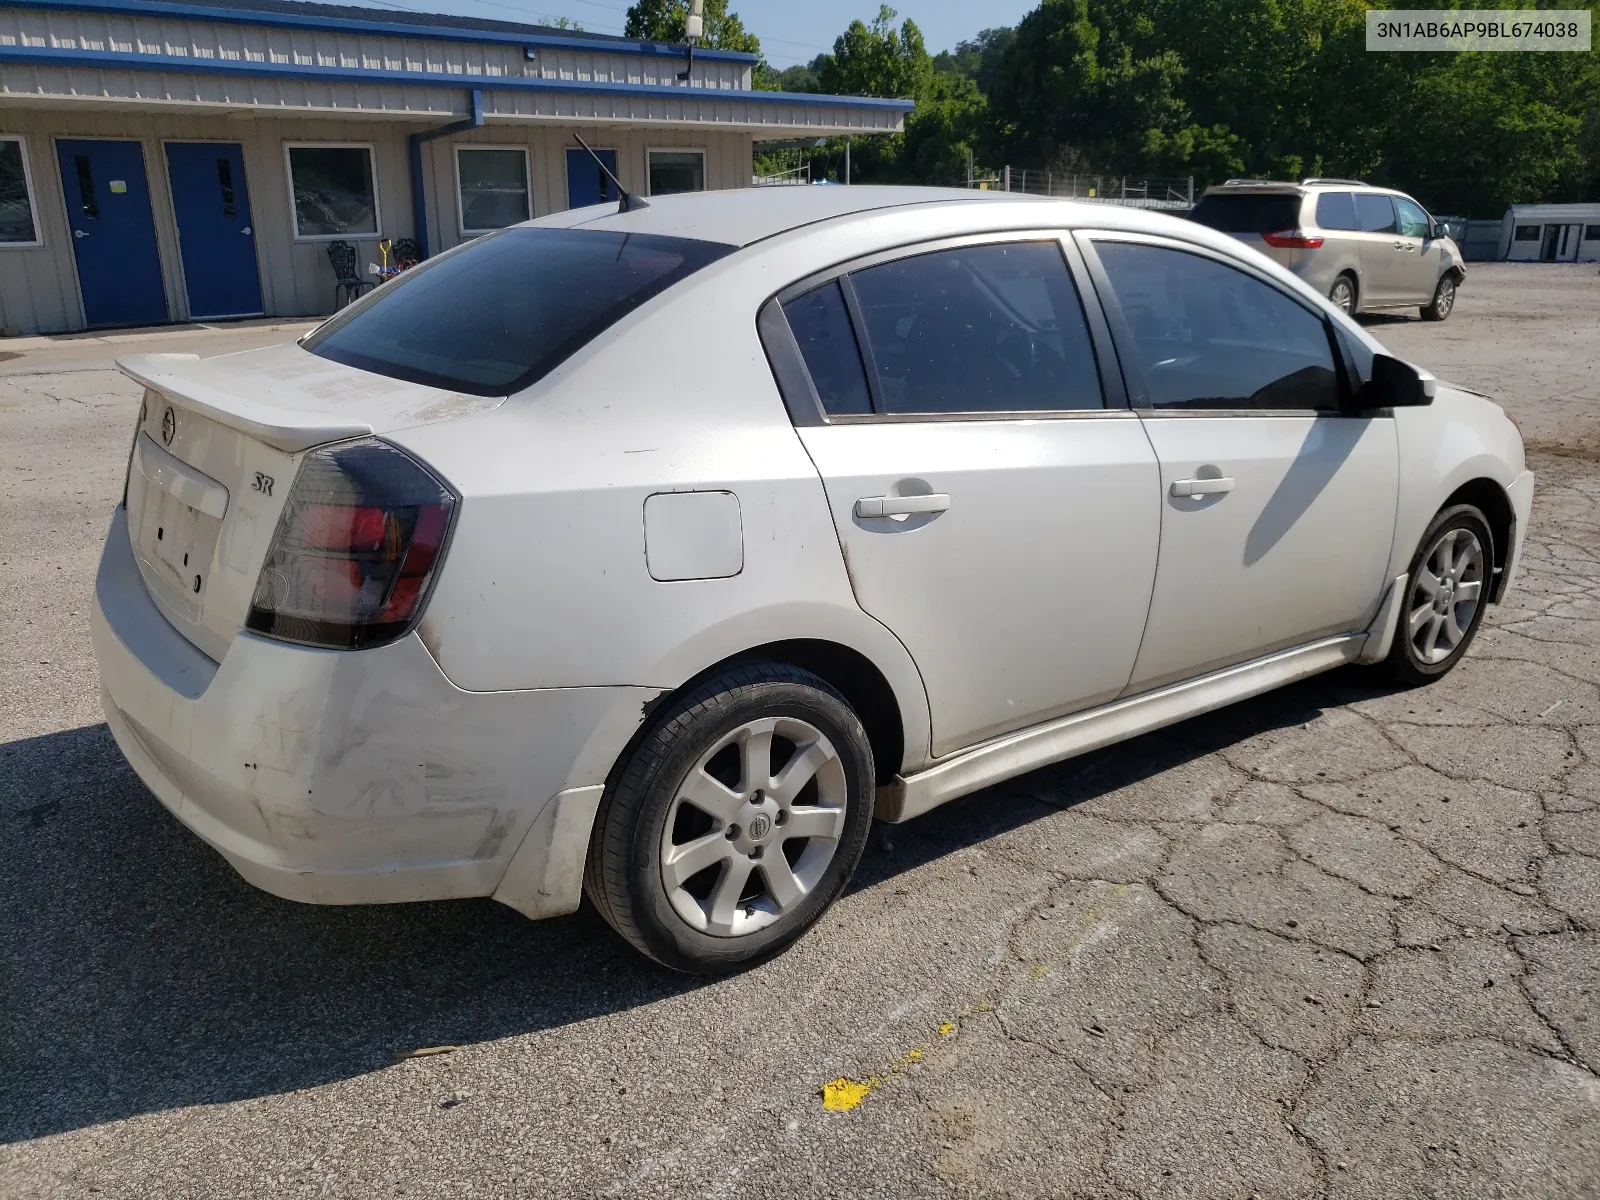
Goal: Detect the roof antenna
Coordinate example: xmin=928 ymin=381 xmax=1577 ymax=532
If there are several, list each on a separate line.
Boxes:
xmin=573 ymin=134 xmax=648 ymax=213
xmin=677 ymin=0 xmax=703 ymax=82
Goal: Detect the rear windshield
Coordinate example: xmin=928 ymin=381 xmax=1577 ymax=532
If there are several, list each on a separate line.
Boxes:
xmin=303 ymin=227 xmax=735 ymax=395
xmin=1188 ymin=194 xmax=1303 ymax=234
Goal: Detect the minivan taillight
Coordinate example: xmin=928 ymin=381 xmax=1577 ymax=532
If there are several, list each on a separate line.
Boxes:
xmin=1261 ymin=229 xmax=1325 ymax=249
xmin=246 ymin=439 xmax=457 ymax=650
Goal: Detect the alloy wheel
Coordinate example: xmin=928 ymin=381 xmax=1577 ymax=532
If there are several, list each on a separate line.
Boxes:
xmin=1329 ymin=277 xmax=1355 ymax=313
xmin=1407 ymin=527 xmax=1485 ymax=665
xmin=1434 ymin=278 xmax=1456 ymax=317
xmin=659 ymin=716 xmax=848 ymax=938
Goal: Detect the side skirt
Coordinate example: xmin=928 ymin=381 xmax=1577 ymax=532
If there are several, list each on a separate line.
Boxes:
xmin=876 ymin=633 xmax=1365 ymax=824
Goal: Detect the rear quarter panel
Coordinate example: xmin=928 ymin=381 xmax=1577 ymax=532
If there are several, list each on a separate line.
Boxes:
xmin=387 ymin=233 xmax=947 ymax=770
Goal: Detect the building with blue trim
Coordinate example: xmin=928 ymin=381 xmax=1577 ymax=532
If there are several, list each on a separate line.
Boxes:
xmin=0 ymin=0 xmax=911 ymax=334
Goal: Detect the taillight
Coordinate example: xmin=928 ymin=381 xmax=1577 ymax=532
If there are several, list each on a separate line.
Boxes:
xmin=1262 ymin=229 xmax=1325 ymax=249
xmin=246 ymin=439 xmax=457 ymax=650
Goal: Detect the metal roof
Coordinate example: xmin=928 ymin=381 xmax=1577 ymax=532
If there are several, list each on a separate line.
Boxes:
xmin=0 ymin=0 xmax=764 ymax=62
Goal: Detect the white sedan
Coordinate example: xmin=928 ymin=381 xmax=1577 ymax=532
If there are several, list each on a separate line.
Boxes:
xmin=94 ymin=186 xmax=1532 ymax=973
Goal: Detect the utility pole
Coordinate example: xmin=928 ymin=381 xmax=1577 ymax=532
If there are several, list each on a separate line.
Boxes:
xmin=845 ymin=138 xmax=850 ymax=185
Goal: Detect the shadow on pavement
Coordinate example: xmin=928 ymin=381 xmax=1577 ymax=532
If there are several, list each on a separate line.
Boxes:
xmin=0 ymin=667 xmax=1400 ymax=1143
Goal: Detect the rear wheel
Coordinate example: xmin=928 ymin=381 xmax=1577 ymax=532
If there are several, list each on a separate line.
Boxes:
xmin=1328 ymin=273 xmax=1357 ymax=315
xmin=1383 ymin=505 xmax=1493 ymax=686
xmin=585 ymin=662 xmax=875 ymax=974
xmin=1421 ymin=274 xmax=1457 ymax=321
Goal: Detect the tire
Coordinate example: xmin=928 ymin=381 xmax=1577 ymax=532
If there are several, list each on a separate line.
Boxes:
xmin=1328 ymin=273 xmax=1358 ymax=315
xmin=1382 ymin=504 xmax=1494 ymax=686
xmin=584 ymin=662 xmax=876 ymax=974
xmin=1421 ymin=274 xmax=1457 ymax=321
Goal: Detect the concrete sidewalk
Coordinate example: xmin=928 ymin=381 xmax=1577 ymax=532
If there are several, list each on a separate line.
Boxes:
xmin=0 ymin=317 xmax=318 ymax=378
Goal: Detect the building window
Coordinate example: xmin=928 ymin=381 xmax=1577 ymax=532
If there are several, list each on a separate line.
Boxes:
xmin=0 ymin=137 xmax=42 ymax=247
xmin=648 ymin=149 xmax=706 ymax=196
xmin=457 ymin=147 xmax=530 ymax=235
xmin=1512 ymin=224 xmax=1541 ymax=242
xmin=286 ymin=144 xmax=379 ymax=239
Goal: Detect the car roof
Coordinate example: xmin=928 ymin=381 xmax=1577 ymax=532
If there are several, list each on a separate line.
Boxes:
xmin=1199 ymin=180 xmax=1403 ymax=198
xmin=528 ymin=185 xmax=1050 ymax=247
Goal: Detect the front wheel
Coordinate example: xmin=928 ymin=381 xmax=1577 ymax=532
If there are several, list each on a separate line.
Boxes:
xmin=585 ymin=662 xmax=876 ymax=974
xmin=1421 ymin=274 xmax=1457 ymax=321
xmin=1382 ymin=504 xmax=1493 ymax=686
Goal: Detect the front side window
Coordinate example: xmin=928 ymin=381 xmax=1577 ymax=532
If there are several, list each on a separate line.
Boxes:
xmin=845 ymin=241 xmax=1104 ymax=415
xmin=0 ymin=137 xmax=40 ymax=245
xmin=648 ymin=150 xmax=705 ymax=196
xmin=1394 ymin=196 xmax=1431 ymax=239
xmin=1314 ymin=191 xmax=1358 ymax=232
xmin=303 ymin=228 xmax=733 ymax=395
xmin=1354 ymin=193 xmax=1397 ymax=234
xmin=457 ymin=147 xmax=529 ymax=234
xmin=1094 ymin=241 xmax=1340 ymax=413
xmin=287 ymin=145 xmax=377 ymax=238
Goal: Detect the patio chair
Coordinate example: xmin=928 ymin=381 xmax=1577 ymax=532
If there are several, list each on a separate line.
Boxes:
xmin=326 ymin=240 xmax=374 ymax=309
xmin=389 ymin=238 xmax=422 ymax=269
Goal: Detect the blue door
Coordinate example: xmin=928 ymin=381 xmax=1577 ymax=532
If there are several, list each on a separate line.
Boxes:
xmin=165 ymin=142 xmax=263 ymax=320
xmin=55 ymin=139 xmax=167 ymax=327
xmin=566 ymin=147 xmax=619 ymax=209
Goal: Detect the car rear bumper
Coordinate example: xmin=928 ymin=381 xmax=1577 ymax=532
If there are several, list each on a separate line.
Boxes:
xmin=92 ymin=507 xmax=651 ymax=912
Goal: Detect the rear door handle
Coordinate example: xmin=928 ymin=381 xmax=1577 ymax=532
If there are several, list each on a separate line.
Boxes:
xmin=1170 ymin=477 xmax=1234 ymax=498
xmin=855 ymin=493 xmax=951 ymax=518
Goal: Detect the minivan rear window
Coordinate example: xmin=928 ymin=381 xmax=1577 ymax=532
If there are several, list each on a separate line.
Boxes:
xmin=303 ymin=227 xmax=735 ymax=395
xmin=1187 ymin=194 xmax=1302 ymax=233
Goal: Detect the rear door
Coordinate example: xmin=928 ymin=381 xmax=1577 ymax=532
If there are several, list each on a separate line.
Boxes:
xmin=1353 ymin=193 xmax=1404 ymax=305
xmin=55 ymin=138 xmax=167 ymax=327
xmin=768 ymin=235 xmax=1161 ymax=756
xmin=1079 ymin=233 xmax=1398 ymax=692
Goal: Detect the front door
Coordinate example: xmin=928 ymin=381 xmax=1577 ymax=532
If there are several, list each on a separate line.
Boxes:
xmin=55 ymin=139 xmax=166 ymax=327
xmin=1083 ymin=235 xmax=1399 ymax=692
xmin=164 ymin=142 xmax=263 ymax=320
xmin=566 ymin=147 xmax=619 ymax=209
xmin=785 ymin=239 xmax=1161 ymax=756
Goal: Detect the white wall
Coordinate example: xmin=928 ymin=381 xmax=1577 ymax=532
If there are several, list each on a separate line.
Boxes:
xmin=0 ymin=107 xmax=752 ymax=335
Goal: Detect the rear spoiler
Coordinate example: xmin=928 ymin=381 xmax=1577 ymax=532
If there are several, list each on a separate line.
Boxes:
xmin=118 ymin=353 xmax=374 ymax=455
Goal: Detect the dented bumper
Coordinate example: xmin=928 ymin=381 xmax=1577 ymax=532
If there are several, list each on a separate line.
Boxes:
xmin=92 ymin=507 xmax=650 ymax=914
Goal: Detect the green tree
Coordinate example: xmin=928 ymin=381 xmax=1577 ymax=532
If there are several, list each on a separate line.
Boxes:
xmin=818 ymin=6 xmax=933 ymax=100
xmin=933 ymin=27 xmax=1015 ymax=93
xmin=623 ymin=0 xmax=762 ymax=55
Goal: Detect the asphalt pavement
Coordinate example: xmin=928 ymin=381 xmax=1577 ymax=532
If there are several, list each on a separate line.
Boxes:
xmin=1 ymin=267 xmax=1596 ymax=1198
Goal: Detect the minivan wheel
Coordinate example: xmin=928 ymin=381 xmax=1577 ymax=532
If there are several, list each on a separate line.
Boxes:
xmin=1382 ymin=504 xmax=1493 ymax=686
xmin=1328 ymin=274 xmax=1357 ymax=314
xmin=1422 ymin=274 xmax=1457 ymax=321
xmin=585 ymin=662 xmax=875 ymax=974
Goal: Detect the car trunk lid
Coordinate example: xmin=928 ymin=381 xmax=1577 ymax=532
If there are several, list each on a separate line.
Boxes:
xmin=118 ymin=343 xmax=502 ymax=660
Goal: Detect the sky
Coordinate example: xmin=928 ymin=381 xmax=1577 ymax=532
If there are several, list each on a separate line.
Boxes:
xmin=335 ymin=0 xmax=1035 ymax=68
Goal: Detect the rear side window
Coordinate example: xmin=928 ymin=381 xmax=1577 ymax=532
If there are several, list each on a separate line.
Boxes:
xmin=1188 ymin=194 xmax=1303 ymax=233
xmin=845 ymin=242 xmax=1103 ymax=415
xmin=1586 ymin=225 xmax=1600 ymax=241
xmin=1094 ymin=241 xmax=1339 ymax=413
xmin=1513 ymin=225 xmax=1541 ymax=242
xmin=1314 ymin=192 xmax=1358 ymax=231
xmin=782 ymin=281 xmax=871 ymax=416
xmin=303 ymin=227 xmax=734 ymax=395
xmin=1355 ymin=194 xmax=1398 ymax=234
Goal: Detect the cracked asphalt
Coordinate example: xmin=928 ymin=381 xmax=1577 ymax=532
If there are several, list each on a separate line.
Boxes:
xmin=2 ymin=265 xmax=1597 ymax=1198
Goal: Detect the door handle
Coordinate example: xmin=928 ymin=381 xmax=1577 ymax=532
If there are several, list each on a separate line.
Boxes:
xmin=1170 ymin=477 xmax=1234 ymax=498
xmin=855 ymin=493 xmax=951 ymax=518
xmin=73 ymin=229 xmax=87 ymax=239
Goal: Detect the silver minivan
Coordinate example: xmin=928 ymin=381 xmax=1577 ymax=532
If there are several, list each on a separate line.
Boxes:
xmin=1188 ymin=179 xmax=1465 ymax=321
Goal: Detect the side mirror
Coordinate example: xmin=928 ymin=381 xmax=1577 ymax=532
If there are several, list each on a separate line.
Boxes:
xmin=1354 ymin=353 xmax=1437 ymax=410
xmin=1430 ymin=219 xmax=1448 ymax=240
